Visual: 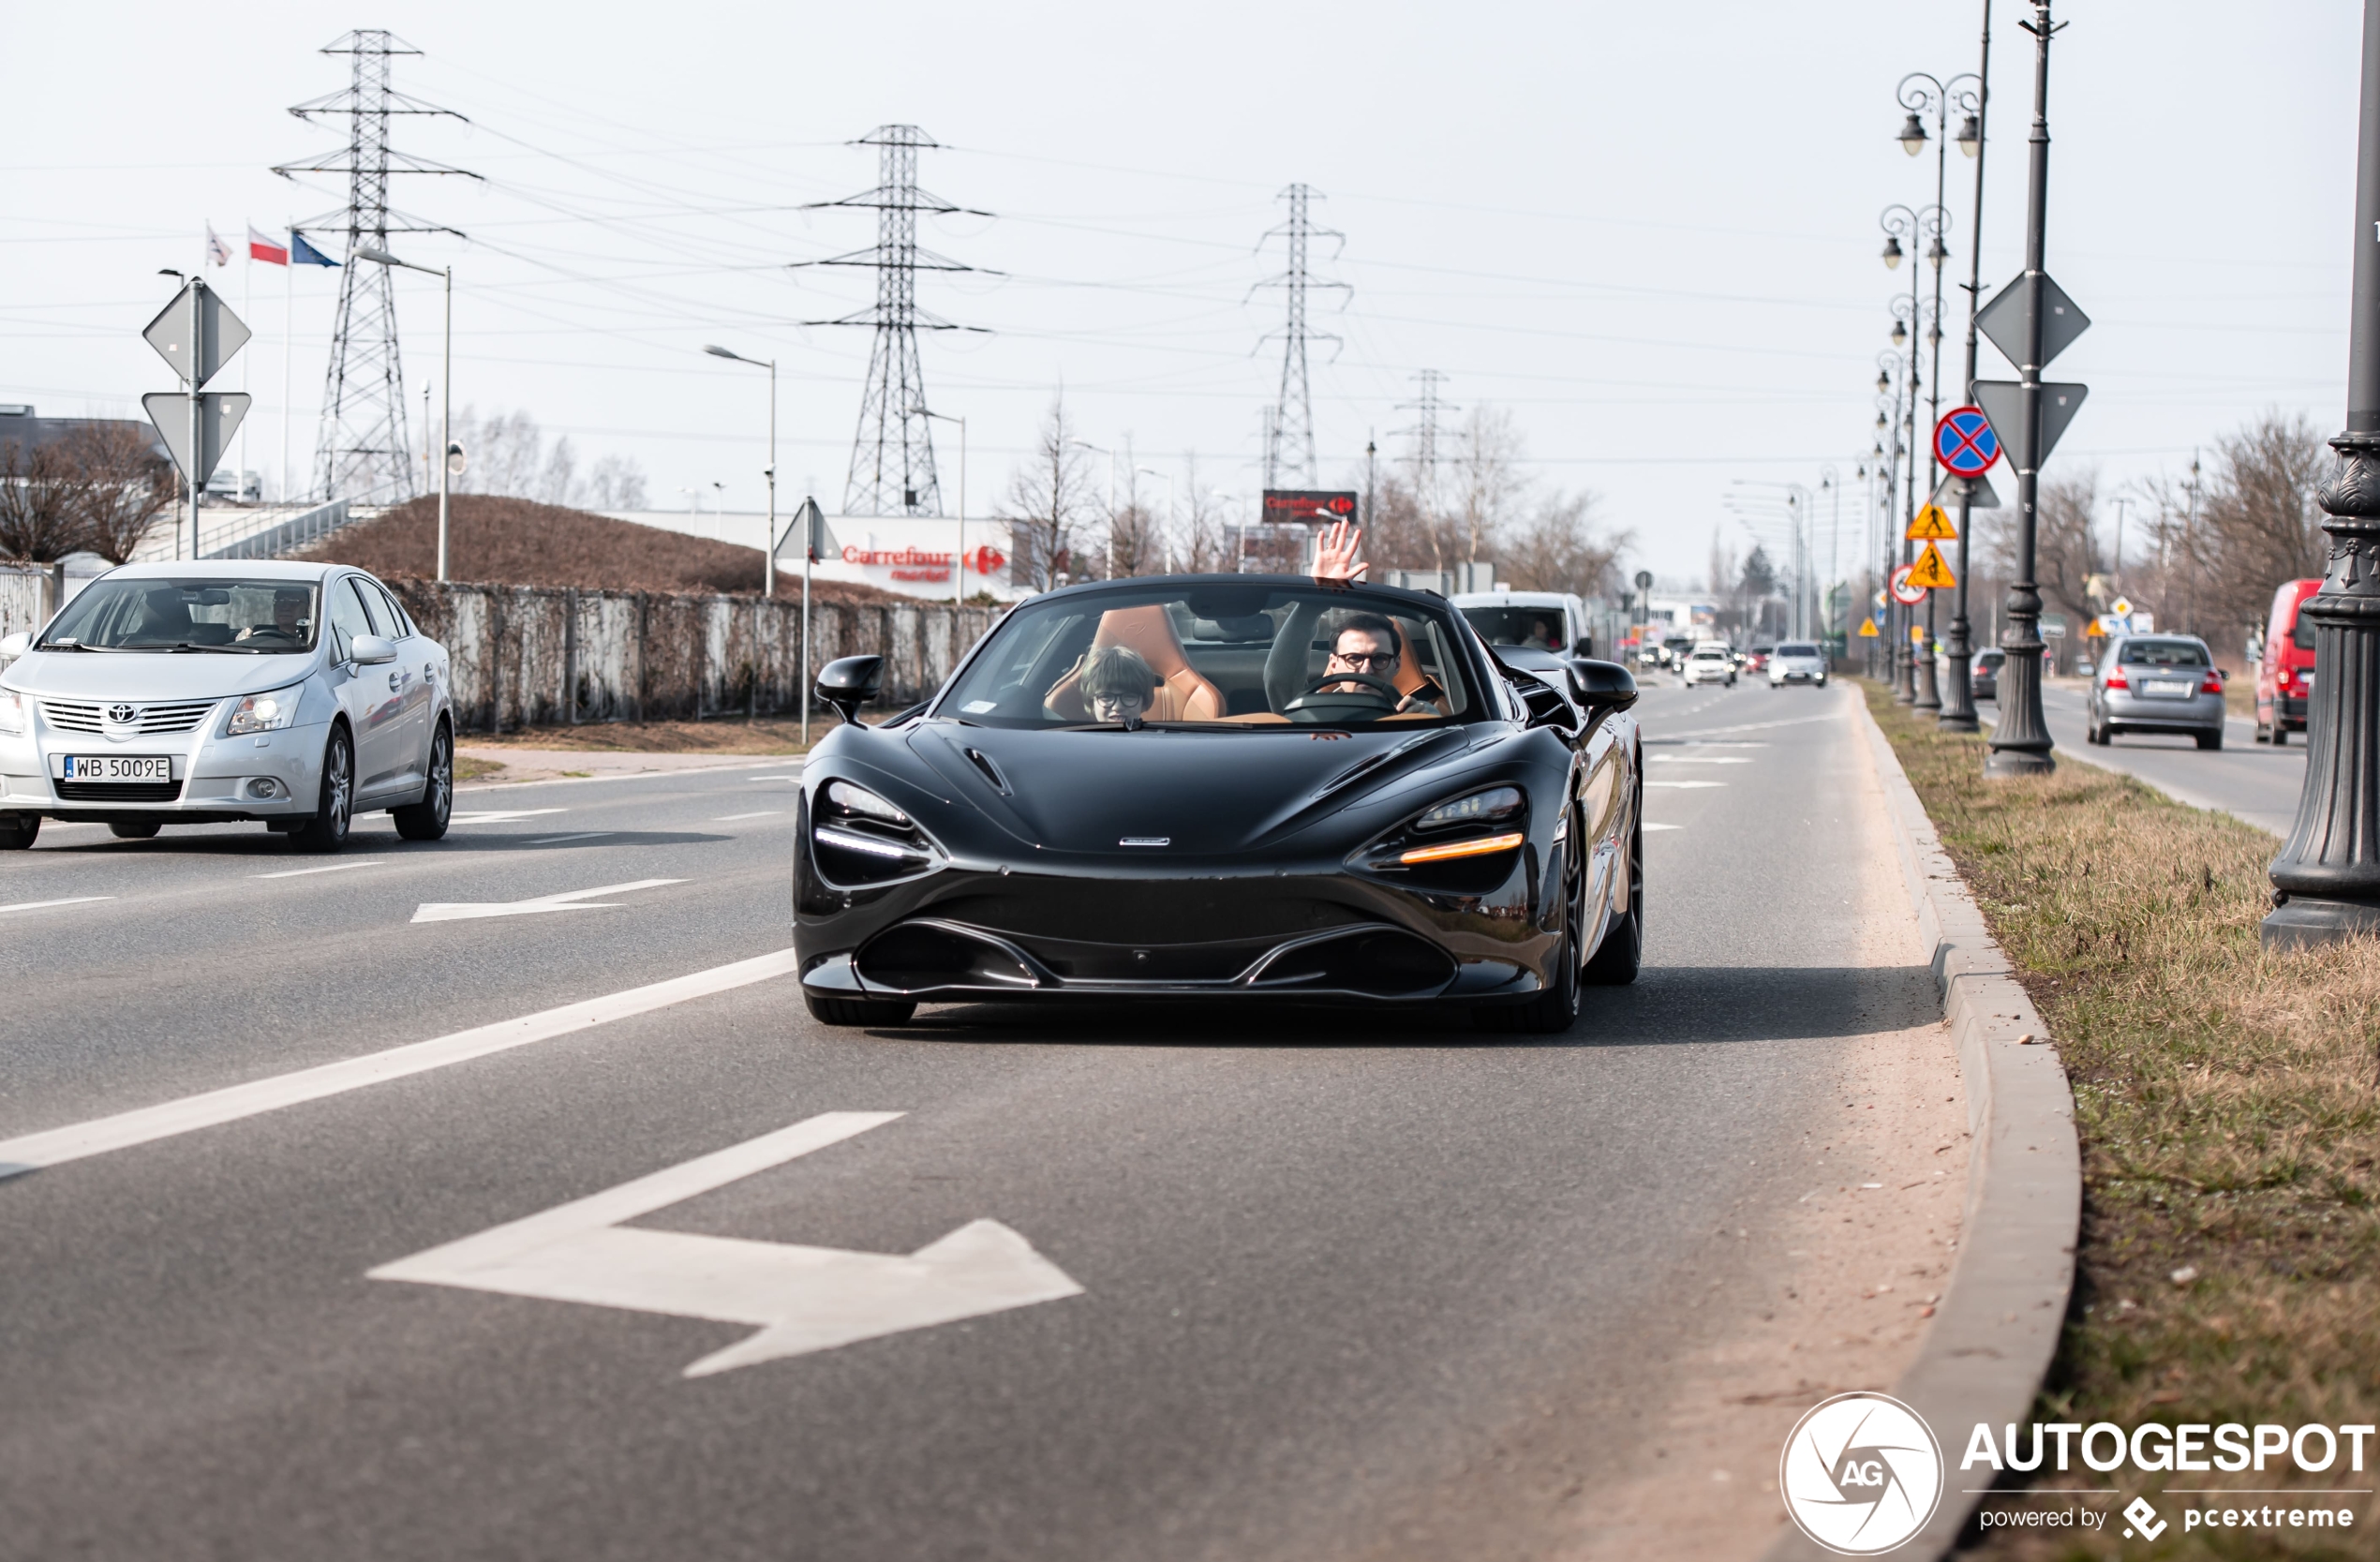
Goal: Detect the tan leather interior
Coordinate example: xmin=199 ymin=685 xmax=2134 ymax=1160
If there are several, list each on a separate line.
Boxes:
xmin=1044 ymin=605 xmax=1226 ymax=721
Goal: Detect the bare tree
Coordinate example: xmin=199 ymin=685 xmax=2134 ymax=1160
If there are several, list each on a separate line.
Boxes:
xmin=0 ymin=438 xmax=87 ymax=563
xmin=586 ymin=454 xmax=648 ymax=510
xmin=64 ymin=423 xmax=174 ymax=563
xmin=1501 ymin=492 xmax=1629 ymax=601
xmin=1000 ymin=397 xmax=1095 ymax=591
xmin=2182 ymin=411 xmax=2328 ymax=633
xmin=1176 ymin=454 xmax=1229 ymax=573
xmin=1450 ymin=406 xmax=1527 ymax=565
xmin=1988 ymin=469 xmax=2103 ymax=634
xmin=443 ymin=406 xmax=647 ymax=512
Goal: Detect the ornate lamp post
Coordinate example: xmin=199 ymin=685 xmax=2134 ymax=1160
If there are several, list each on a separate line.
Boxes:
xmin=2265 ymin=0 xmax=2380 ymax=946
xmin=1881 ymin=208 xmax=1944 ymax=702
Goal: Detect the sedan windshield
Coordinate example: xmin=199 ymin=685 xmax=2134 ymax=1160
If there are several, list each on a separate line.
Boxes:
xmin=1460 ymin=605 xmax=1566 ymax=649
xmin=2119 ymin=639 xmax=2209 ymax=667
xmin=937 ymin=583 xmax=1479 ymax=729
xmin=1777 ymin=643 xmax=1820 ymax=658
xmin=37 ymin=579 xmax=320 ymax=653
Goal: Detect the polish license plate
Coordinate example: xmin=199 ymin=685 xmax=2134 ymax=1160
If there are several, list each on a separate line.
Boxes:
xmin=2144 ymin=679 xmax=2194 ymax=697
xmin=53 ymin=754 xmax=173 ymax=781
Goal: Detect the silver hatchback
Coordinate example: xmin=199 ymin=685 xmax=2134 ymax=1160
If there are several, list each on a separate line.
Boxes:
xmin=2086 ymin=634 xmax=2226 ymax=750
xmin=0 ymin=561 xmax=454 ymax=850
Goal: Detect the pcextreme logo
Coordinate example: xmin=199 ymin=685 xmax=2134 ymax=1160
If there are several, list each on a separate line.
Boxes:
xmin=1778 ymin=1392 xmax=1945 ymax=1555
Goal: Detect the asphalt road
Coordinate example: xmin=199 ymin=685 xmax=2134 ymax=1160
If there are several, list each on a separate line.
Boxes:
xmin=1979 ymin=680 xmax=2305 ymax=837
xmin=0 ymin=683 xmax=1940 ymax=1562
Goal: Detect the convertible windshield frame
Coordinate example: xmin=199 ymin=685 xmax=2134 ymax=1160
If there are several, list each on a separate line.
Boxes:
xmin=36 ymin=577 xmax=323 ymax=655
xmin=930 ymin=578 xmax=1497 ymax=732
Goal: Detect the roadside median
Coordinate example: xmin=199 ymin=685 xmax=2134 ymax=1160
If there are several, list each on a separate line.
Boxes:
xmin=1861 ymin=682 xmax=2379 ymax=1556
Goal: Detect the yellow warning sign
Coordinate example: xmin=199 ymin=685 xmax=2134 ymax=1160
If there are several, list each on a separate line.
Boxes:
xmin=1858 ymin=617 xmax=1881 ymax=638
xmin=1907 ymin=540 xmax=1957 ymax=588
xmin=1912 ymin=625 xmax=1927 ymax=644
xmin=1905 ymin=504 xmax=1957 ymax=541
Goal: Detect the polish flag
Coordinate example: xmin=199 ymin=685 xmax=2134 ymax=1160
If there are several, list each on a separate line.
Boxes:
xmin=249 ymin=225 xmax=290 ymax=265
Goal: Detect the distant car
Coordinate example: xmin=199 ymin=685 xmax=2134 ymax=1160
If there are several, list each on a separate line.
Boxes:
xmin=1682 ymin=645 xmax=1736 ymax=686
xmin=1747 ymin=645 xmax=1775 ymax=675
xmin=1452 ymin=589 xmax=1590 ymax=659
xmin=2088 ymin=634 xmax=2225 ymax=750
xmin=1767 ymin=641 xmax=1827 ymax=688
xmin=0 ymin=561 xmax=454 ymax=851
xmin=2254 ymin=577 xmax=2320 ymax=745
xmin=1971 ymin=647 xmax=2004 ymax=700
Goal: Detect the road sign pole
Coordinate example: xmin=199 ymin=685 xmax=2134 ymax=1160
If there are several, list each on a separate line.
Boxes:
xmin=187 ymin=281 xmax=204 ymax=561
xmin=2264 ymin=0 xmax=2380 ymax=947
xmin=1985 ymin=0 xmax=2060 ymax=777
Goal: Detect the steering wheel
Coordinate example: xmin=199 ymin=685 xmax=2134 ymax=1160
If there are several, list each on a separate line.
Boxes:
xmin=1282 ymin=670 xmax=1405 ymax=722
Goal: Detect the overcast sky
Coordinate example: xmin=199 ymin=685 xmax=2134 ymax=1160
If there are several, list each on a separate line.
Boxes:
xmin=2 ymin=1 xmax=2360 ymax=588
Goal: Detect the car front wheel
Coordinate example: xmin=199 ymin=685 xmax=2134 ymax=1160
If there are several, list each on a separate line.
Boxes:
xmin=290 ymin=727 xmax=353 ymax=853
xmin=394 ymin=721 xmax=454 ymax=841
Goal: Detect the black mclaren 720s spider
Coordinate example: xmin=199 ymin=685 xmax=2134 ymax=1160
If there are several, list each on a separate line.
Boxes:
xmin=793 ymin=573 xmax=1642 ymax=1033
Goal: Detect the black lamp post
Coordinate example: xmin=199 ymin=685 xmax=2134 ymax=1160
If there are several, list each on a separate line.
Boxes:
xmin=1899 ymin=51 xmax=1990 ymax=734
xmin=1875 ymin=351 xmax=1910 ymax=693
xmin=2265 ymin=0 xmax=2380 ymax=946
xmin=1983 ymin=0 xmax=2065 ymax=777
xmin=1881 ymin=205 xmax=1945 ymax=703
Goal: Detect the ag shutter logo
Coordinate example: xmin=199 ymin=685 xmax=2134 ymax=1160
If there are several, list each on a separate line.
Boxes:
xmin=2122 ymin=1495 xmax=2167 ymax=1540
xmin=1779 ymin=1392 xmax=1944 ymax=1555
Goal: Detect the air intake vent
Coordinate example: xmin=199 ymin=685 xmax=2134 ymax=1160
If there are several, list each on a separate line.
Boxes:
xmin=963 ymin=747 xmax=1010 ymax=794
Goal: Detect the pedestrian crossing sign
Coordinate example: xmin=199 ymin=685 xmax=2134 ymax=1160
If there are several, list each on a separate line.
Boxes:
xmin=1906 ymin=504 xmax=1957 ymax=541
xmin=1858 ymin=617 xmax=1880 ymax=638
xmin=1907 ymin=541 xmax=1957 ymax=588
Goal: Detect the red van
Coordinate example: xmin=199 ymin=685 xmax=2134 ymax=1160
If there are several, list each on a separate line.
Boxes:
xmin=2255 ymin=577 xmax=2322 ymax=745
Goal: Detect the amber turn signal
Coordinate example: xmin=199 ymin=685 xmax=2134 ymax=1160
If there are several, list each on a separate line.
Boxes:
xmin=1398 ymin=831 xmax=1525 ymax=866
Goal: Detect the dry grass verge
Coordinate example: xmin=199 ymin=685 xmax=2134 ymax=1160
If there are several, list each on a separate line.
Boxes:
xmin=1864 ymin=683 xmax=2378 ymax=1558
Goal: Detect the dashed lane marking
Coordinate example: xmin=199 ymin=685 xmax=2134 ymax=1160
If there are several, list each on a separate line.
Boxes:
xmin=528 ymin=832 xmax=615 ymax=845
xmin=452 ymin=809 xmax=569 ymax=826
xmin=0 ymin=896 xmax=113 ymax=915
xmin=253 ymin=861 xmax=387 ymax=880
xmin=410 ymin=878 xmax=685 ymax=923
xmin=1644 ymin=823 xmax=1684 ymax=832
xmin=1644 ymin=781 xmax=1727 ymax=789
xmin=712 ymin=811 xmax=783 ymax=821
xmin=0 ymin=946 xmax=803 ymax=1180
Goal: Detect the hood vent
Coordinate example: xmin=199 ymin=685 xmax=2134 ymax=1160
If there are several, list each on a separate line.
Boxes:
xmin=964 ymin=747 xmax=1011 ymax=795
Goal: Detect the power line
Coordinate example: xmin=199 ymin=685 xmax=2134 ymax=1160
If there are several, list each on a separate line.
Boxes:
xmin=794 ymin=125 xmax=989 ymax=517
xmin=274 ymin=29 xmax=480 ymax=504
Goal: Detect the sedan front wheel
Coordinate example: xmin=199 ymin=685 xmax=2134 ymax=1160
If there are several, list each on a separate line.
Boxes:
xmin=290 ymin=727 xmax=353 ymax=853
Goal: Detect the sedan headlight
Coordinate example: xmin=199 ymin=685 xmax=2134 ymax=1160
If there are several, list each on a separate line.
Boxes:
xmin=0 ymin=689 xmax=23 ymax=736
xmin=811 ymin=779 xmax=943 ymax=886
xmin=225 ymin=684 xmax=306 ymax=736
xmin=1416 ymin=786 xmax=1523 ymax=830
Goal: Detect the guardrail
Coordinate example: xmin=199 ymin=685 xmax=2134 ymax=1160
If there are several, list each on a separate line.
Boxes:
xmin=385 ymin=581 xmax=1004 ymax=733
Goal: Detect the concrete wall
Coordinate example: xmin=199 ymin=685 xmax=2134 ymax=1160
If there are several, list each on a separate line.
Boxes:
xmin=382 ymin=581 xmax=1003 ymax=733
xmin=0 ymin=568 xmax=45 ymax=640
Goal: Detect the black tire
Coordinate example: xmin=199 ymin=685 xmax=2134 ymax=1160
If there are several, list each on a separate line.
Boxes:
xmin=1478 ymin=805 xmax=1588 ymax=1033
xmin=803 ymin=992 xmax=918 ymax=1027
xmin=109 ymin=821 xmax=161 ymax=840
xmin=289 ymin=726 xmax=353 ymax=853
xmin=2196 ymin=729 xmax=2224 ymax=751
xmin=2254 ymin=720 xmax=2269 ymax=744
xmin=1584 ymin=801 xmax=1644 ymax=988
xmin=393 ymin=721 xmax=454 ymax=841
xmin=2273 ymin=724 xmax=2289 ymax=747
xmin=0 ymin=812 xmax=37 ymax=851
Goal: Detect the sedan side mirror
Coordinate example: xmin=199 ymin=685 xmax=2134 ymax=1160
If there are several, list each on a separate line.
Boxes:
xmin=815 ymin=654 xmax=885 ymax=726
xmin=0 ymin=632 xmax=29 ymax=659
xmin=350 ymin=633 xmax=397 ymax=666
xmin=1570 ymin=635 xmax=1593 ymax=658
xmin=1569 ymin=658 xmax=1639 ymax=718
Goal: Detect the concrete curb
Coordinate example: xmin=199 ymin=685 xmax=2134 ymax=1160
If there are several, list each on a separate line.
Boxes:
xmin=1760 ymin=699 xmax=2081 ymax=1562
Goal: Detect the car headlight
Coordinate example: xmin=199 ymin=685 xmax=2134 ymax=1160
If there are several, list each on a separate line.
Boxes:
xmin=811 ymin=779 xmax=943 ymax=886
xmin=225 ymin=684 xmax=306 ymax=736
xmin=1417 ymin=786 xmax=1524 ymax=830
xmin=0 ymin=689 xmax=23 ymax=736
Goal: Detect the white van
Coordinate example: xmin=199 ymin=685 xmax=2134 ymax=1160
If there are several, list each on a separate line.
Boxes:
xmin=1450 ymin=590 xmax=1592 ymax=657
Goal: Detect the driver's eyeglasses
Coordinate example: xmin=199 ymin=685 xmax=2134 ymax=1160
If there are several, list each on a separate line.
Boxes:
xmin=1333 ymin=651 xmax=1400 ymax=668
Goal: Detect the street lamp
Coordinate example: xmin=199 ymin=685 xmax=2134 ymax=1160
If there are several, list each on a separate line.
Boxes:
xmin=703 ymin=345 xmax=778 ymax=595
xmin=1137 ymin=467 xmax=1177 ymax=573
xmin=921 ymin=408 xmax=967 ymax=608
xmin=2264 ymin=0 xmax=2380 ymax=945
xmin=356 ymin=245 xmax=453 ymax=582
xmin=1881 ymin=199 xmax=1950 ymax=708
xmin=1069 ymin=439 xmax=1119 ymax=577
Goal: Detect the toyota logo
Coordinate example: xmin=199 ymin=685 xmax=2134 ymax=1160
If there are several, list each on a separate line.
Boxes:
xmin=105 ymin=704 xmax=139 ymax=726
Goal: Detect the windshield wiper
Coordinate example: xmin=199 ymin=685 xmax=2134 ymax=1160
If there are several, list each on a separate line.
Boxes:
xmin=144 ymin=642 xmax=266 ymax=654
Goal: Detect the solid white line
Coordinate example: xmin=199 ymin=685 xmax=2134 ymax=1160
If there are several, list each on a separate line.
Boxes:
xmin=452 ymin=809 xmax=568 ymax=825
xmin=529 ymin=832 xmax=615 ymax=844
xmin=711 ymin=811 xmax=782 ymax=821
xmin=454 ymin=761 xmax=801 ymax=796
xmin=253 ymin=860 xmax=386 ymax=880
xmin=1643 ymin=823 xmax=1684 ymax=832
xmin=1644 ymin=780 xmax=1727 ymax=789
xmin=0 ymin=896 xmax=114 ymax=915
xmin=0 ymin=946 xmax=804 ymax=1178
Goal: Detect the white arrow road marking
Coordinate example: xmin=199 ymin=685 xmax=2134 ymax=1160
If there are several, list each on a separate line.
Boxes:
xmin=369 ymin=1112 xmax=1084 ymax=1376
xmin=0 ymin=947 xmax=802 ymax=1179
xmin=0 ymin=896 xmax=113 ymax=915
xmin=450 ymin=808 xmax=569 ymax=826
xmin=410 ymin=879 xmax=684 ymax=923
xmin=1644 ymin=781 xmax=1728 ymax=789
xmin=253 ymin=860 xmax=385 ymax=880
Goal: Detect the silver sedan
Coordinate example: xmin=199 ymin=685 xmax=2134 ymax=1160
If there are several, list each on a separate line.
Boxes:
xmin=2085 ymin=633 xmax=2226 ymax=750
xmin=0 ymin=561 xmax=454 ymax=850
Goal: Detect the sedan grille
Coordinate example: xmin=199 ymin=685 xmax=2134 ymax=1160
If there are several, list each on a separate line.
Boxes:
xmin=56 ymin=779 xmax=184 ymax=803
xmin=41 ymin=699 xmax=219 ymax=735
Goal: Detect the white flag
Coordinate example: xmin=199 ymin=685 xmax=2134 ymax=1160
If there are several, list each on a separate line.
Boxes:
xmin=205 ymin=224 xmax=231 ymax=266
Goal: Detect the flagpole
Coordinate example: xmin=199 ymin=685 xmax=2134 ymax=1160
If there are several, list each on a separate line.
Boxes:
xmin=282 ymin=225 xmax=292 ymax=507
xmin=240 ymin=231 xmax=252 ymax=503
